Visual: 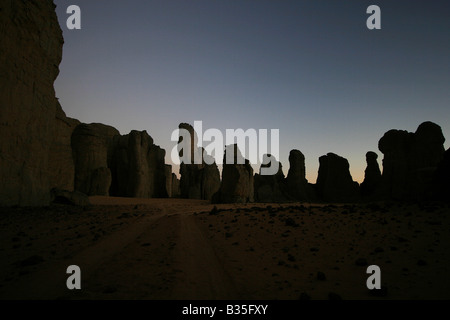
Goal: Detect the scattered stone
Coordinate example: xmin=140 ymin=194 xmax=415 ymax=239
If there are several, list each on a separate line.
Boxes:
xmin=328 ymin=292 xmax=342 ymax=300
xmin=417 ymin=259 xmax=427 ymax=266
xmin=317 ymin=271 xmax=326 ymax=281
xmin=355 ymin=258 xmax=368 ymax=266
xmin=16 ymin=255 xmax=44 ymax=267
xmin=369 ymin=286 xmax=388 ymax=297
xmin=299 ymin=292 xmax=311 ymax=300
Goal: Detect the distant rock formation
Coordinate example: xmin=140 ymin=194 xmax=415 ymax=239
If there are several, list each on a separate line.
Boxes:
xmin=213 ymin=144 xmax=254 ymax=203
xmin=171 ymin=173 xmax=181 ymax=198
xmin=316 ymin=153 xmax=359 ymax=202
xmin=0 ymin=0 xmax=64 ymax=206
xmin=360 ymin=151 xmax=382 ymax=198
xmin=71 ymin=123 xmax=119 ymax=196
xmin=285 ymin=149 xmax=312 ymax=201
xmin=433 ymin=148 xmax=450 ymax=201
xmin=178 ymin=123 xmax=220 ymax=200
xmin=378 ymin=121 xmax=445 ymax=200
xmin=110 ymin=130 xmax=168 ymax=198
xmin=254 ymin=154 xmax=287 ymax=202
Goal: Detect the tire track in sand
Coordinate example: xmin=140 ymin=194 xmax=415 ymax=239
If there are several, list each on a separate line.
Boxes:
xmin=170 ymin=213 xmax=239 ymax=299
xmin=1 ymin=212 xmax=167 ymax=299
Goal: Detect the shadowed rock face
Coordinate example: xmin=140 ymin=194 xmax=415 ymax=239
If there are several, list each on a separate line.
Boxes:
xmin=0 ymin=0 xmax=64 ymax=206
xmin=178 ymin=123 xmax=220 ymax=200
xmin=378 ymin=121 xmax=445 ymax=200
xmin=285 ymin=149 xmax=311 ymax=201
xmin=316 ymin=153 xmax=360 ymax=202
xmin=48 ymin=102 xmax=81 ymax=192
xmin=213 ymin=144 xmax=254 ymax=203
xmin=71 ymin=123 xmax=119 ymax=196
xmin=171 ymin=173 xmax=181 ymax=198
xmin=433 ymin=148 xmax=450 ymax=201
xmin=0 ymin=1 xmax=177 ymax=205
xmin=360 ymin=151 xmax=382 ymax=198
xmin=254 ymin=155 xmax=287 ymax=202
xmin=110 ymin=130 xmax=168 ymax=198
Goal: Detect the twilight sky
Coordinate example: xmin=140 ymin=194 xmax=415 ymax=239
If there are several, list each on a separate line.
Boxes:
xmin=54 ymin=0 xmax=449 ymax=183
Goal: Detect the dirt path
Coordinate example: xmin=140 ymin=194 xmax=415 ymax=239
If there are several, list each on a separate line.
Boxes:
xmin=0 ymin=211 xmax=167 ymax=299
xmin=0 ymin=197 xmax=236 ymax=299
xmin=170 ymin=213 xmax=239 ymax=299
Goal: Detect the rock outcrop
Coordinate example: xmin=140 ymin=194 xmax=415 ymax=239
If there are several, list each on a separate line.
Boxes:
xmin=171 ymin=173 xmax=181 ymax=198
xmin=0 ymin=1 xmax=178 ymax=205
xmin=110 ymin=130 xmax=168 ymax=198
xmin=51 ymin=188 xmax=90 ymax=207
xmin=360 ymin=151 xmax=382 ymax=198
xmin=316 ymin=153 xmax=359 ymax=202
xmin=177 ymin=123 xmax=220 ymax=200
xmin=285 ymin=149 xmax=312 ymax=201
xmin=48 ymin=102 xmax=81 ymax=192
xmin=0 ymin=0 xmax=64 ymax=206
xmin=254 ymin=155 xmax=287 ymax=202
xmin=378 ymin=121 xmax=445 ymax=200
xmin=433 ymin=148 xmax=450 ymax=201
xmin=213 ymin=144 xmax=254 ymax=203
xmin=71 ymin=123 xmax=119 ymax=196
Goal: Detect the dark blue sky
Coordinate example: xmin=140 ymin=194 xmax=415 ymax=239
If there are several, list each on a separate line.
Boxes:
xmin=54 ymin=0 xmax=450 ymax=182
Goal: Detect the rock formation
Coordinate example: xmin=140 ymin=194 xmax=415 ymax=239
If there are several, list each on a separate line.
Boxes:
xmin=360 ymin=151 xmax=382 ymax=198
xmin=213 ymin=144 xmax=254 ymax=203
xmin=51 ymin=188 xmax=90 ymax=207
xmin=0 ymin=0 xmax=64 ymax=206
xmin=48 ymin=102 xmax=81 ymax=192
xmin=433 ymin=148 xmax=450 ymax=201
xmin=378 ymin=121 xmax=445 ymax=200
xmin=316 ymin=153 xmax=359 ymax=202
xmin=254 ymin=155 xmax=287 ymax=202
xmin=71 ymin=123 xmax=119 ymax=196
xmin=110 ymin=130 xmax=168 ymax=198
xmin=285 ymin=149 xmax=312 ymax=201
xmin=171 ymin=173 xmax=181 ymax=198
xmin=0 ymin=1 xmax=179 ymax=205
xmin=177 ymin=123 xmax=220 ymax=200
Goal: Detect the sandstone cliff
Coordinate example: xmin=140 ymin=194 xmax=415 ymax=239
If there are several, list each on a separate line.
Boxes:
xmin=0 ymin=0 xmax=64 ymax=206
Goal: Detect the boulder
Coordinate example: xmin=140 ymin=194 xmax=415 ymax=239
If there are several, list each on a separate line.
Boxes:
xmin=213 ymin=144 xmax=254 ymax=203
xmin=51 ymin=188 xmax=90 ymax=207
xmin=0 ymin=0 xmax=64 ymax=206
xmin=316 ymin=153 xmax=359 ymax=202
xmin=71 ymin=123 xmax=119 ymax=196
xmin=379 ymin=121 xmax=445 ymax=200
xmin=360 ymin=151 xmax=382 ymax=198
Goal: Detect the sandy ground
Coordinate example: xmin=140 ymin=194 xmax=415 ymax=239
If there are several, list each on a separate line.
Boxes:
xmin=0 ymin=197 xmax=449 ymax=300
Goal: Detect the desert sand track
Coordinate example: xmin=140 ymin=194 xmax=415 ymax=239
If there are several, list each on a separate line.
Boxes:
xmin=1 ymin=197 xmax=450 ymax=300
